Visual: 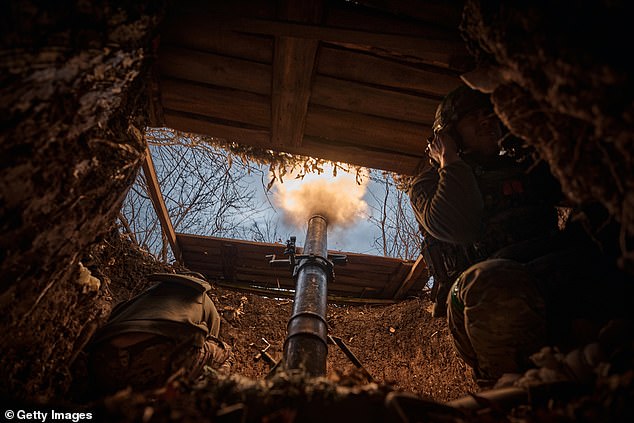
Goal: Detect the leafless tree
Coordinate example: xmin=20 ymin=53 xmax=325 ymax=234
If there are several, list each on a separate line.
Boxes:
xmin=120 ymin=129 xmax=422 ymax=262
xmin=366 ymin=171 xmax=422 ymax=260
xmin=120 ymin=128 xmax=281 ymax=261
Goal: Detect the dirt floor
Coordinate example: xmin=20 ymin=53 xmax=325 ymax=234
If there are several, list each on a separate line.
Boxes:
xmin=215 ymin=286 xmax=477 ymax=402
xmin=55 ymin=231 xmax=478 ymax=420
xmin=78 ymin=231 xmax=477 ymax=400
xmin=63 ymin=232 xmax=633 ymax=423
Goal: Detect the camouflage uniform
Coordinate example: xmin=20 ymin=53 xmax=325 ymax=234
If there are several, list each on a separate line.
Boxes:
xmin=409 ymin=89 xmax=624 ymax=379
xmin=89 ymin=273 xmax=231 ymax=394
xmin=410 ymin=153 xmax=564 ymax=379
xmin=447 ymin=259 xmax=547 ymax=379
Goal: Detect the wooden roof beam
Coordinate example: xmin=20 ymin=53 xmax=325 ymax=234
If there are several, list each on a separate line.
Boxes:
xmin=271 ymin=0 xmax=323 ymax=148
xmin=141 ymin=140 xmax=183 ymax=263
xmin=393 ymin=254 xmax=428 ymax=299
xmin=230 ymin=18 xmax=466 ymax=69
xmin=163 ymin=109 xmax=426 ymax=174
xmin=271 ymin=37 xmax=318 ymax=147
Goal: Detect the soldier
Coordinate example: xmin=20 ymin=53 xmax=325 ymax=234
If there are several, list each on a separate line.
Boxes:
xmin=88 ymin=272 xmax=232 ymax=395
xmin=408 ymin=84 xmax=631 ymax=386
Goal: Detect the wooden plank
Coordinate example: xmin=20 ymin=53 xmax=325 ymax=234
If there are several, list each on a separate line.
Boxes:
xmin=179 ymin=237 xmax=407 ymax=291
xmin=182 ymin=249 xmax=402 ymax=274
xmin=184 ymin=255 xmax=281 ymax=272
xmin=141 ymin=143 xmax=182 ymax=263
xmin=179 ymin=233 xmax=410 ymax=266
xmin=300 ymin=136 xmax=425 ymax=175
xmin=227 ymin=272 xmax=373 ymax=296
xmin=185 ymin=264 xmax=398 ymax=298
xmin=336 ymin=262 xmax=397 ymax=275
xmin=379 ymin=261 xmax=414 ymax=298
xmin=406 ymin=277 xmax=428 ymax=295
xmin=330 ymin=0 xmax=463 ymax=33
xmin=162 ymin=85 xmax=428 ymax=173
xmin=311 ymin=75 xmax=438 ymax=122
xmin=147 ymin=65 xmax=164 ymax=127
xmin=271 ymin=0 xmax=323 ymax=148
xmin=161 ymin=18 xmax=273 ymax=63
xmin=181 ymin=262 xmax=225 ymax=276
xmin=165 ymin=0 xmax=278 ymax=21
xmin=181 ymin=250 xmax=281 ymax=268
xmin=352 ymin=0 xmax=462 ymax=30
xmin=271 ymin=36 xmax=318 ymax=147
xmin=326 ymin=0 xmax=474 ymax=73
xmin=221 ymin=243 xmax=238 ymax=283
xmin=178 ymin=233 xmax=288 ymax=250
xmin=162 ymin=109 xmax=426 ymax=174
xmin=214 ymin=281 xmax=398 ymax=304
xmin=393 ymin=254 xmax=428 ymax=299
xmin=305 ymin=104 xmax=428 ymax=156
xmin=236 ymin=266 xmax=395 ymax=287
xmin=162 ymin=116 xmax=429 ymax=175
xmin=161 ymin=78 xmax=271 ymax=128
xmin=322 ymin=0 xmax=472 ymax=70
xmin=163 ymin=110 xmax=271 ymax=146
xmin=279 ymin=0 xmax=324 ymax=23
xmin=181 ymin=256 xmax=279 ymax=270
xmin=159 ymin=46 xmax=271 ymax=95
xmin=228 ymin=18 xmax=465 ymax=68
xmin=194 ymin=264 xmax=291 ymax=279
xmin=232 ymin=273 xmax=293 ymax=288
xmin=179 ymin=234 xmax=408 ymax=270
xmin=185 ymin=268 xmax=285 ymax=284
xmin=317 ymin=46 xmax=461 ymax=97
xmin=161 ymin=0 xmax=462 ymax=54
xmin=180 ymin=245 xmax=222 ymax=257
xmin=343 ymin=251 xmax=411 ymax=265
xmin=332 ymin=276 xmax=391 ymax=290
xmin=162 ymin=87 xmax=430 ymax=163
xmin=183 ymin=258 xmax=399 ymax=287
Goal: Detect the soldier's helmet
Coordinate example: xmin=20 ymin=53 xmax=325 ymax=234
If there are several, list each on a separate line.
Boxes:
xmin=433 ymin=85 xmax=493 ymax=134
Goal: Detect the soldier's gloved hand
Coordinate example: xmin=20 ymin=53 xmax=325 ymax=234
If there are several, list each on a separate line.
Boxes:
xmin=427 ymin=129 xmax=460 ymax=168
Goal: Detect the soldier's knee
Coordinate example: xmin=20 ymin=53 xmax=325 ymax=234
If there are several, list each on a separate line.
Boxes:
xmin=463 ymin=258 xmax=526 ymax=287
xmin=447 ymin=259 xmax=548 ymax=379
xmin=452 ymin=259 xmax=543 ymax=310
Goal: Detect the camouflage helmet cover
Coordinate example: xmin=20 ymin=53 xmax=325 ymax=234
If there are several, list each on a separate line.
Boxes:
xmin=433 ymin=85 xmax=493 ymax=134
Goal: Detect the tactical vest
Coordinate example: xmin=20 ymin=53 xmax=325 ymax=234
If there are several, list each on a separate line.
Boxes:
xmin=423 ymin=155 xmax=559 ymax=280
xmin=466 ymin=156 xmax=558 ymax=262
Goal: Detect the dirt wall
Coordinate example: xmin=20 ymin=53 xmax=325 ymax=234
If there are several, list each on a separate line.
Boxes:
xmin=460 ymin=0 xmax=634 ymax=273
xmin=0 ymin=1 xmax=165 ymax=400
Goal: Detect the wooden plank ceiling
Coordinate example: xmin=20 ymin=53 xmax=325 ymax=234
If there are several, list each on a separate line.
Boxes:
xmin=148 ymin=0 xmax=470 ymax=301
xmin=178 ymin=233 xmax=429 ymax=303
xmin=154 ymin=0 xmax=471 ymax=175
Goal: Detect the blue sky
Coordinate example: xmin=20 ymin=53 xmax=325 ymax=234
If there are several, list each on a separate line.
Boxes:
xmin=126 ymin=138 xmax=419 ymax=260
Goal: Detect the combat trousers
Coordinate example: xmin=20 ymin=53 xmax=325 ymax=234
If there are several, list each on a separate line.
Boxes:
xmin=446 ymin=233 xmax=631 ymax=382
xmin=447 ymin=258 xmax=547 ymax=381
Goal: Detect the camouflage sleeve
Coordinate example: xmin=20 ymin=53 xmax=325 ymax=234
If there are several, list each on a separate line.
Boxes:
xmin=408 ymin=160 xmax=484 ymax=243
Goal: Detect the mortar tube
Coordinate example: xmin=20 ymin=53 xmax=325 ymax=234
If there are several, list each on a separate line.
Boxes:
xmin=283 ymin=215 xmax=330 ymax=376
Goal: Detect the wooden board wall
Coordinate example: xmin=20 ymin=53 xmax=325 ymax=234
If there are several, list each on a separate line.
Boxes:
xmin=177 ymin=233 xmax=429 ymax=302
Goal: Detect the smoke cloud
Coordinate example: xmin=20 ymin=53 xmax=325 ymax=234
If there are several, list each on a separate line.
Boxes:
xmin=273 ymin=165 xmax=369 ymax=228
